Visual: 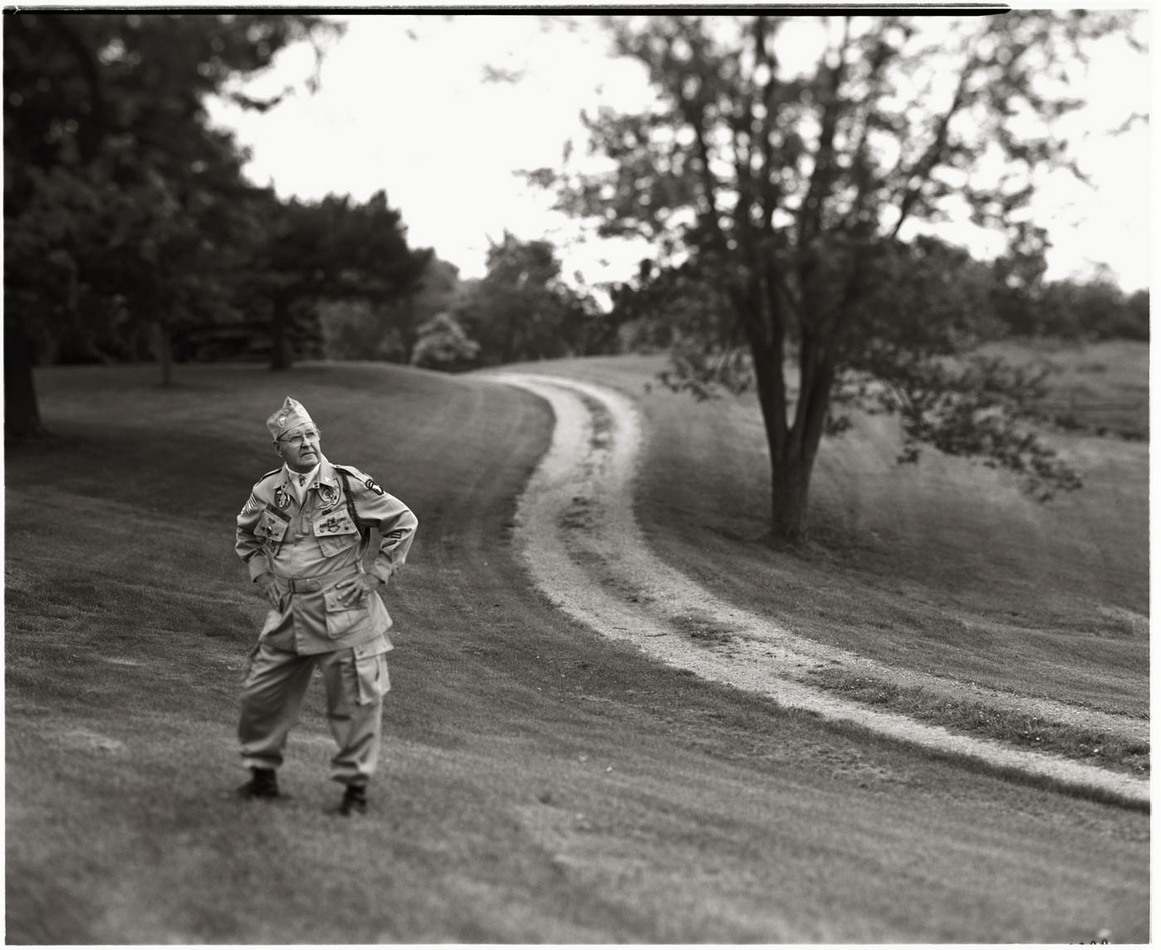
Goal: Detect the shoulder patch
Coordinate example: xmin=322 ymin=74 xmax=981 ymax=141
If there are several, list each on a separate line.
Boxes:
xmin=335 ymin=463 xmax=386 ymax=497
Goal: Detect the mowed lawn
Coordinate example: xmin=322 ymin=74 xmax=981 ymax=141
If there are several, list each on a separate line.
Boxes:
xmin=4 ymin=359 xmax=1149 ymax=943
xmin=534 ymin=342 xmax=1149 ymax=719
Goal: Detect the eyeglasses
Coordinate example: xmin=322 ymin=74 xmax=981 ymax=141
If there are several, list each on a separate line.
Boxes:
xmin=279 ymin=429 xmax=321 ymax=446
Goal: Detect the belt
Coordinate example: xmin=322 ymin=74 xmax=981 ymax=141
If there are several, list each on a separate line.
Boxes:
xmin=275 ymin=568 xmax=360 ymax=593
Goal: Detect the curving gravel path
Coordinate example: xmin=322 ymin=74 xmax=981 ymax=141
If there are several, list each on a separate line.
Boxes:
xmin=490 ymin=371 xmax=1149 ymax=808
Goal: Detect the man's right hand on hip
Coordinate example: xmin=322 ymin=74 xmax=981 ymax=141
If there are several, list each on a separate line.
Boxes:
xmin=257 ymin=574 xmax=281 ymax=607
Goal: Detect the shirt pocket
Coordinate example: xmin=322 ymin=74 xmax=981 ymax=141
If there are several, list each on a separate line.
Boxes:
xmin=257 ymin=509 xmax=290 ymax=544
xmin=323 ymin=587 xmax=369 ymax=639
xmin=313 ymin=509 xmax=360 ymax=557
xmin=352 ymin=639 xmax=391 ymax=705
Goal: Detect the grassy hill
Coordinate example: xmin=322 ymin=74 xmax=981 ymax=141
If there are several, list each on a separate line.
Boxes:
xmin=530 ymin=342 xmax=1148 ymax=723
xmin=4 ymin=355 xmax=1149 ymax=943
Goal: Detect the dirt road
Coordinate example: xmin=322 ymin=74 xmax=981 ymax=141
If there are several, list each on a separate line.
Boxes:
xmin=489 ymin=371 xmax=1149 ymax=806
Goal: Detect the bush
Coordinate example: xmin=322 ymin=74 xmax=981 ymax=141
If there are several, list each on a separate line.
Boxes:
xmin=410 ymin=313 xmax=480 ymax=372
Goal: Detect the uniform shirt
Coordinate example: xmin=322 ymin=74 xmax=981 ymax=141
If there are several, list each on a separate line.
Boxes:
xmin=235 ymin=455 xmax=418 ymax=654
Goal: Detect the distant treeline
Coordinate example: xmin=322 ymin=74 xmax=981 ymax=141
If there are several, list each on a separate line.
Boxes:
xmin=993 ymin=278 xmax=1148 ymax=343
xmin=4 ymin=12 xmax=1147 ymax=441
xmin=328 ymin=252 xmax=1150 ymax=375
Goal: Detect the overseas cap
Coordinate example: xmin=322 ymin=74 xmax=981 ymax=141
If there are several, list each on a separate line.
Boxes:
xmin=266 ymin=396 xmax=315 ymax=440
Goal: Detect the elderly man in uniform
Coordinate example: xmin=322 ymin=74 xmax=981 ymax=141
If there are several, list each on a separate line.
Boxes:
xmin=234 ymin=396 xmax=418 ymax=815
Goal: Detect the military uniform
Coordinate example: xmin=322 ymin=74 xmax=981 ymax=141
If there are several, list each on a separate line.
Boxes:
xmin=235 ymin=397 xmax=417 ymax=803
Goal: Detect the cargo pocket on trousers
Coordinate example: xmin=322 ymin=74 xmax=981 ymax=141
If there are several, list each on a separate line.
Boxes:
xmin=352 ymin=640 xmax=390 ymax=705
xmin=323 ymin=588 xmax=367 ymax=639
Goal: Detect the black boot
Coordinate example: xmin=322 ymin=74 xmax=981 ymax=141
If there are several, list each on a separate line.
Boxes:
xmin=331 ymin=783 xmax=367 ymax=816
xmin=237 ymin=767 xmax=280 ymax=800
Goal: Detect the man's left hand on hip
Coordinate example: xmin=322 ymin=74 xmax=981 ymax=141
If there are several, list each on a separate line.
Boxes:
xmin=335 ymin=574 xmax=382 ymax=606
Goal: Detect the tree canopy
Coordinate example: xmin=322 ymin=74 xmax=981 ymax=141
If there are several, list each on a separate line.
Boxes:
xmin=3 ymin=12 xmax=429 ymax=439
xmin=244 ymin=189 xmax=432 ymax=370
xmin=527 ymin=12 xmax=1142 ymax=541
xmin=452 ymin=232 xmax=609 ymax=366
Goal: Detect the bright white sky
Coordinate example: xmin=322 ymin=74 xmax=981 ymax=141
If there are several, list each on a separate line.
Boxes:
xmin=204 ymin=11 xmax=1152 ymax=293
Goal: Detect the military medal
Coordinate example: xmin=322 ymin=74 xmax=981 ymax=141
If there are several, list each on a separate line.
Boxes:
xmin=274 ymin=486 xmax=292 ymax=510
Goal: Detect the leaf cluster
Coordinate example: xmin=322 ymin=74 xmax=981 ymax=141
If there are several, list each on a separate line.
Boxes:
xmin=4 ymin=12 xmax=426 ymax=369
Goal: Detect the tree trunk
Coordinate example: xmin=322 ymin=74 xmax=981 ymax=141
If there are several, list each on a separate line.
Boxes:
xmin=270 ymin=297 xmax=292 ymax=371
xmin=152 ymin=321 xmax=173 ymax=387
xmin=756 ymin=337 xmax=834 ymax=545
xmin=4 ymin=324 xmax=44 ymax=442
xmin=399 ymin=291 xmax=416 ymax=364
xmin=768 ymin=452 xmax=813 ymax=543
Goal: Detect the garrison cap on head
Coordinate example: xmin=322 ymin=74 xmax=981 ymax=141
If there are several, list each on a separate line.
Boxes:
xmin=266 ymin=396 xmax=315 ymax=440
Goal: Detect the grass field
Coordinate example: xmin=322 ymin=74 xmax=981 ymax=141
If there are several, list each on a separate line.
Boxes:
xmin=4 ymin=354 xmax=1149 ymax=943
xmin=983 ymin=338 xmax=1149 ymax=439
xmin=534 ymin=342 xmax=1149 ymax=725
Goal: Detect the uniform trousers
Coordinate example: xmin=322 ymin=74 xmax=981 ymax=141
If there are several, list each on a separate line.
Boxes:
xmin=239 ymin=641 xmax=390 ymax=787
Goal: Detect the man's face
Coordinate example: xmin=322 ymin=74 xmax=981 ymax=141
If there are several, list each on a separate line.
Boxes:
xmin=276 ymin=425 xmax=322 ymax=473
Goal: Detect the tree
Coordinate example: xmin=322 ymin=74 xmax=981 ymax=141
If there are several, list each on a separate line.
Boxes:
xmin=1036 ymin=277 xmax=1148 ymax=341
xmin=528 ymin=13 xmax=1139 ymax=541
xmin=318 ymin=299 xmax=401 ymax=362
xmin=247 ymin=190 xmax=431 ymax=371
xmin=455 ymin=232 xmax=603 ymax=365
xmin=405 ymin=255 xmax=462 ymax=358
xmin=1121 ymin=290 xmax=1149 ymax=342
xmin=369 ymin=251 xmax=459 ymax=365
xmin=4 ymin=12 xmax=340 ymax=438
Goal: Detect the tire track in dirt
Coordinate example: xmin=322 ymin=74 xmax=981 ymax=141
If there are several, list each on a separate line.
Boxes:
xmin=489 ymin=372 xmax=1149 ymax=808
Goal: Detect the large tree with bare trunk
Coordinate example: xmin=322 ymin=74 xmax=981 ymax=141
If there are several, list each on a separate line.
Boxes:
xmin=528 ymin=13 xmax=1140 ymax=542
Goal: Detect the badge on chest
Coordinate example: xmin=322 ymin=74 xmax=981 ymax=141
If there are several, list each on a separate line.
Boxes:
xmin=314 ymin=510 xmax=357 ymax=537
xmin=313 ymin=508 xmax=359 ymax=556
